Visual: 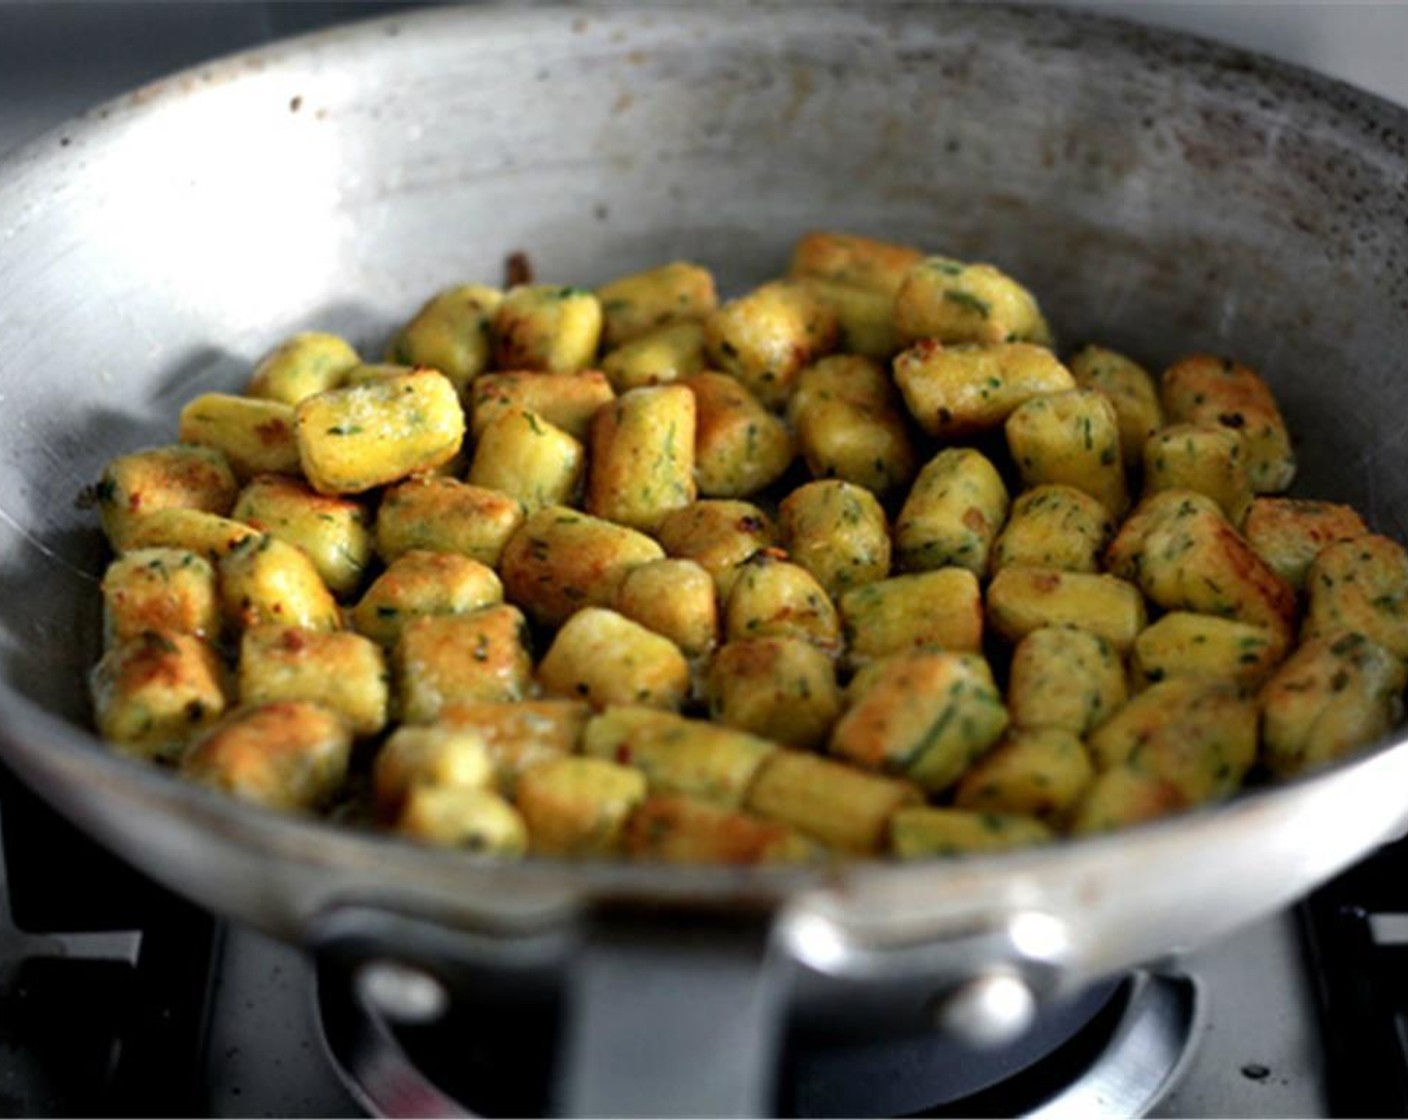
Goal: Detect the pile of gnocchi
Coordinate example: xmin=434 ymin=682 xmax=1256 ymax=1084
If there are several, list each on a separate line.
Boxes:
xmin=87 ymin=231 xmax=1408 ymax=864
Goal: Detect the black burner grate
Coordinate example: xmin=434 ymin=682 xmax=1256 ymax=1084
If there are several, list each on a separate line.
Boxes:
xmin=1301 ymin=834 xmax=1408 ymax=1119
xmin=0 ymin=764 xmax=220 ymax=1117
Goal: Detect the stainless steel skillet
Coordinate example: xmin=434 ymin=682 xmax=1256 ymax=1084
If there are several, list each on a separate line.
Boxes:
xmin=1 ymin=3 xmax=1407 ymax=1113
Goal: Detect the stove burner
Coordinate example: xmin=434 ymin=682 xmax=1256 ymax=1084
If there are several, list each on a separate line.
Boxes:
xmin=316 ymin=951 xmax=1196 ymax=1118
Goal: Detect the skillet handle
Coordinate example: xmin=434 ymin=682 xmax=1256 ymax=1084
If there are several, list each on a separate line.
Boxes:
xmin=553 ymin=913 xmax=786 ymax=1118
xmin=310 ymin=906 xmax=789 ymax=1118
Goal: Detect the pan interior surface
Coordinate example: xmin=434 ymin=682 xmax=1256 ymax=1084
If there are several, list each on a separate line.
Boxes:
xmin=1 ymin=3 xmax=1407 ymax=949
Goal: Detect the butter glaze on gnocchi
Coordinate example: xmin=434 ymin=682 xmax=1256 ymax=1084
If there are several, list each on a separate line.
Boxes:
xmin=85 ymin=230 xmax=1408 ymax=863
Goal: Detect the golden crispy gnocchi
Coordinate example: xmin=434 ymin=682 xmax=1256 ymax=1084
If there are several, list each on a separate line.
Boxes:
xmin=493 ymin=284 xmax=603 ymax=373
xmin=85 ymin=233 xmax=1408 ymax=868
xmin=1068 ymin=767 xmax=1189 ymax=835
xmin=893 ymin=256 xmax=1051 ymax=347
xmin=514 ymin=756 xmax=647 ymax=857
xmin=1303 ymin=535 xmax=1408 ymax=660
xmin=893 ymin=339 xmax=1074 ymax=438
xmin=1261 ymin=631 xmax=1407 ymax=777
xmin=179 ymin=394 xmax=301 ymax=480
xmin=787 ymin=354 xmax=917 ymax=493
xmin=705 ymin=637 xmax=841 ymax=750
xmin=247 ymin=332 xmax=360 ymax=406
xmin=895 ymin=447 xmax=1009 ymax=575
xmin=500 ymin=506 xmax=664 ymax=628
xmin=954 ymin=728 xmax=1094 ymax=825
xmin=1131 ymin=612 xmax=1278 ymax=692
xmin=1142 ymin=424 xmax=1253 ymax=526
xmin=987 ymin=567 xmax=1146 ymax=651
xmin=654 ymin=500 xmax=776 ymax=601
xmin=435 ymin=699 xmax=591 ymax=794
xmin=682 ymin=372 xmax=794 ymax=498
xmin=388 ymin=284 xmax=502 ymax=393
xmin=597 ymin=261 xmax=717 ymax=349
xmin=395 ymin=605 xmax=533 ymax=722
xmin=622 ymin=795 xmax=816 ymax=865
xmin=232 ymin=474 xmax=373 ymax=597
xmin=1005 ymin=388 xmax=1127 ymax=515
xmin=1106 ymin=490 xmax=1297 ymax=654
xmin=795 ymin=279 xmax=904 ymax=360
xmin=1161 ymin=354 xmax=1295 ymax=493
xmin=238 ymin=625 xmax=389 ymax=736
xmin=586 ymin=385 xmax=697 ymax=531
xmin=724 ymin=553 xmax=841 ymax=652
xmin=1068 ymin=345 xmax=1164 ymax=471
xmin=96 ymin=443 xmax=239 ymax=552
xmin=746 ymin=750 xmax=921 ymax=855
xmin=181 ymin=701 xmax=350 ymax=813
xmin=1007 ymin=627 xmax=1127 ymax=736
xmin=123 ymin=508 xmax=258 ymax=561
xmin=779 ymin=480 xmax=891 ymax=600
xmin=537 ymin=608 xmax=690 ymax=711
xmin=831 ymin=651 xmax=1008 ymax=792
xmin=582 ymin=707 xmax=775 ymax=808
xmin=372 ymin=724 xmax=496 ymax=821
xmin=294 ymin=369 xmax=465 ymax=495
xmin=705 ymin=280 xmax=839 ymax=407
xmin=90 ymin=631 xmax=227 ymax=761
xmin=613 ymin=558 xmax=719 ymax=658
xmin=788 ymin=231 xmax=923 ymax=296
xmin=890 ymin=807 xmax=1053 ymax=859
xmin=601 ymin=320 xmax=709 ymax=392
xmin=102 ymin=548 xmax=220 ymax=646
xmin=990 ymin=485 xmax=1114 ymax=575
xmin=1088 ymin=678 xmax=1258 ymax=804
xmin=1245 ymin=497 xmax=1368 ymax=590
xmin=470 ymin=370 xmax=615 ymax=440
xmin=467 ymin=407 xmax=584 ymax=514
xmin=218 ymin=533 xmax=342 ymax=633
xmin=839 ymin=569 xmax=983 ymax=666
xmin=788 ymin=232 xmax=922 ymax=359
xmin=393 ymin=785 xmax=528 ymax=854
xmin=351 ymin=550 xmax=504 ymax=648
xmin=376 ymin=476 xmax=525 ymax=569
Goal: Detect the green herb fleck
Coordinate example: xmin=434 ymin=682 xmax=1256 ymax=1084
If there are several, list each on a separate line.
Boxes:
xmin=943 ymin=289 xmax=991 ymax=318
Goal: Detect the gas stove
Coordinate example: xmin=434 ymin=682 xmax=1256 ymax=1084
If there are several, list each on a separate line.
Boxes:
xmin=2 ymin=4 xmax=1406 ymax=1116
xmin=0 ymin=760 xmax=1383 ymax=1117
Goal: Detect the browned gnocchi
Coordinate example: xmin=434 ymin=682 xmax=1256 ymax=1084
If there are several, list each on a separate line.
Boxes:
xmin=84 ymin=231 xmax=1408 ymax=865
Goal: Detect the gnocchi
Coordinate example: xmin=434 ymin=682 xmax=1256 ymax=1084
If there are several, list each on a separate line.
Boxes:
xmin=82 ymin=232 xmax=1408 ymax=867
